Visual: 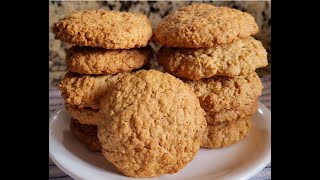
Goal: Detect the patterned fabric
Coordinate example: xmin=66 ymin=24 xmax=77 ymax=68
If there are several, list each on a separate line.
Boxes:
xmin=49 ymin=75 xmax=271 ymax=180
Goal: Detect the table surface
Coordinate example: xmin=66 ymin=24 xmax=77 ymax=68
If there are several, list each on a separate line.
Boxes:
xmin=49 ymin=75 xmax=271 ymax=180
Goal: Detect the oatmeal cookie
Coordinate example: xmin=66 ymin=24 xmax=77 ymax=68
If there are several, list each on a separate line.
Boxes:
xmin=53 ymin=10 xmax=152 ymax=49
xmin=185 ymin=73 xmax=262 ymax=124
xmin=66 ymin=46 xmax=152 ymax=75
xmin=157 ymin=37 xmax=268 ymax=80
xmin=65 ymin=103 xmax=100 ymax=125
xmin=70 ymin=118 xmax=101 ymax=151
xmin=153 ymin=3 xmax=258 ymax=48
xmin=98 ymin=70 xmax=206 ymax=177
xmin=202 ymin=116 xmax=252 ymax=148
xmin=59 ymin=72 xmax=129 ymax=109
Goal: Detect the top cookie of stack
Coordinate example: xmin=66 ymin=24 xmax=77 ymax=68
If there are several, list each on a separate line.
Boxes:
xmin=53 ymin=10 xmax=153 ymax=125
xmin=53 ymin=10 xmax=152 ymax=49
xmin=53 ymin=10 xmax=153 ymax=75
xmin=154 ymin=3 xmax=268 ymax=80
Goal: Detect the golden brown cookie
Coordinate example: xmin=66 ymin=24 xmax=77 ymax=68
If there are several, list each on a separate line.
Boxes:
xmin=59 ymin=72 xmax=129 ymax=109
xmin=157 ymin=37 xmax=268 ymax=80
xmin=153 ymin=3 xmax=258 ymax=48
xmin=52 ymin=10 xmax=152 ymax=49
xmin=70 ymin=118 xmax=101 ymax=152
xmin=66 ymin=46 xmax=153 ymax=75
xmin=98 ymin=70 xmax=206 ymax=177
xmin=201 ymin=116 xmax=252 ymax=148
xmin=65 ymin=103 xmax=100 ymax=125
xmin=185 ymin=73 xmax=262 ymax=124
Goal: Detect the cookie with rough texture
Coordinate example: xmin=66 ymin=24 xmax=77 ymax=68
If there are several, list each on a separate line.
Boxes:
xmin=153 ymin=3 xmax=258 ymax=48
xmin=202 ymin=116 xmax=252 ymax=148
xmin=65 ymin=103 xmax=100 ymax=125
xmin=185 ymin=73 xmax=262 ymax=124
xmin=52 ymin=10 xmax=152 ymax=49
xmin=98 ymin=70 xmax=206 ymax=177
xmin=66 ymin=46 xmax=153 ymax=75
xmin=59 ymin=72 xmax=129 ymax=109
xmin=157 ymin=37 xmax=268 ymax=80
xmin=70 ymin=118 xmax=101 ymax=151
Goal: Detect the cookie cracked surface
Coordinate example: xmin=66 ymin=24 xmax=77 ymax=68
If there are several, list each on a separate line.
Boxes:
xmin=157 ymin=37 xmax=268 ymax=80
xmin=98 ymin=70 xmax=206 ymax=177
xmin=185 ymin=73 xmax=262 ymax=124
xmin=53 ymin=10 xmax=152 ymax=49
xmin=59 ymin=72 xmax=129 ymax=109
xmin=153 ymin=3 xmax=258 ymax=48
xmin=66 ymin=46 xmax=152 ymax=75
xmin=201 ymin=116 xmax=252 ymax=148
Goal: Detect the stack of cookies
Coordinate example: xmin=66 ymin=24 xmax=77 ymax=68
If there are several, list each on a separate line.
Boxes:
xmin=52 ymin=10 xmax=153 ymax=150
xmin=154 ymin=3 xmax=268 ymax=148
xmin=51 ymin=4 xmax=268 ymax=178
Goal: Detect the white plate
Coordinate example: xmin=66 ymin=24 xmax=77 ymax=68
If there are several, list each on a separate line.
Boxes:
xmin=49 ymin=102 xmax=271 ymax=180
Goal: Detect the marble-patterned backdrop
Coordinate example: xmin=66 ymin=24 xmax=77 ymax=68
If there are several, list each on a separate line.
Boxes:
xmin=49 ymin=1 xmax=271 ymax=87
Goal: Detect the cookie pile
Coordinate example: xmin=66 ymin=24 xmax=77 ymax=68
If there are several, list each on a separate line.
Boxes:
xmin=52 ymin=10 xmax=153 ymax=149
xmin=154 ymin=3 xmax=268 ymax=148
xmin=51 ymin=4 xmax=269 ymax=178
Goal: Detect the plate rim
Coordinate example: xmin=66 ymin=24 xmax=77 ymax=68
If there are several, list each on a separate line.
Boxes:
xmin=49 ymin=102 xmax=271 ymax=180
xmin=49 ymin=106 xmax=82 ymax=180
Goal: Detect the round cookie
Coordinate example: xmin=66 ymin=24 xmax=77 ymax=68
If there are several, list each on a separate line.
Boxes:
xmin=185 ymin=73 xmax=262 ymax=124
xmin=59 ymin=72 xmax=129 ymax=109
xmin=70 ymin=118 xmax=101 ymax=151
xmin=153 ymin=3 xmax=258 ymax=48
xmin=52 ymin=10 xmax=152 ymax=49
xmin=157 ymin=37 xmax=268 ymax=80
xmin=201 ymin=116 xmax=252 ymax=148
xmin=66 ymin=46 xmax=153 ymax=75
xmin=65 ymin=103 xmax=100 ymax=125
xmin=205 ymin=100 xmax=258 ymax=126
xmin=98 ymin=70 xmax=206 ymax=177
